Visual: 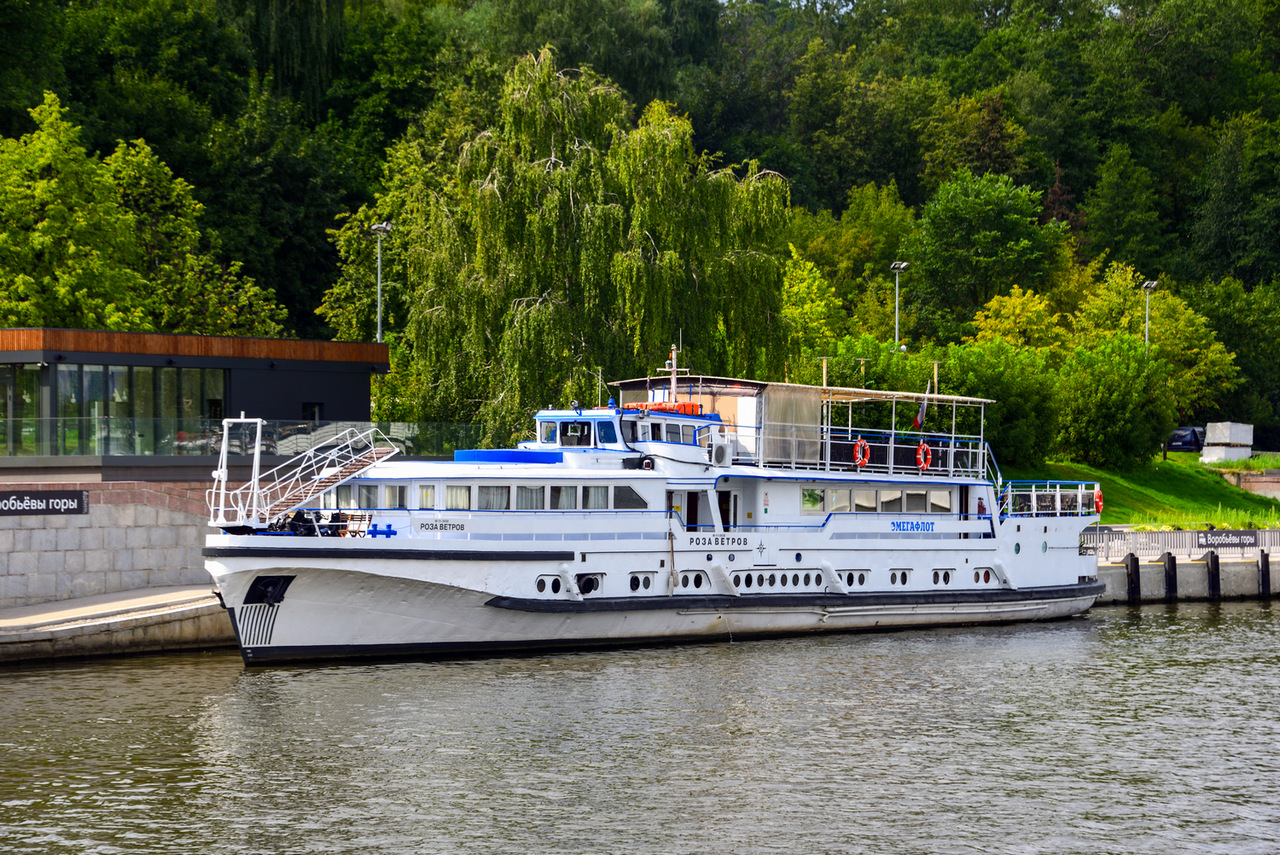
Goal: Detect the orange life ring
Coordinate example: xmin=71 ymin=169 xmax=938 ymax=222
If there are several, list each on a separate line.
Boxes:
xmin=916 ymin=441 xmax=932 ymax=470
xmin=853 ymin=438 xmax=871 ymax=467
xmin=1095 ymin=489 xmax=1103 ymax=515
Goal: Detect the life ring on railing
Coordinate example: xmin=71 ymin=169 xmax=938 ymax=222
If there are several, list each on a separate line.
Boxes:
xmin=916 ymin=441 xmax=932 ymax=470
xmin=1095 ymin=488 xmax=1103 ymax=514
xmin=853 ymin=438 xmax=871 ymax=467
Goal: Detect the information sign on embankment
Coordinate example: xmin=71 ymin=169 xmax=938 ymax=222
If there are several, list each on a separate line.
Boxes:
xmin=0 ymin=490 xmax=89 ymax=516
xmin=1195 ymin=529 xmax=1258 ymax=549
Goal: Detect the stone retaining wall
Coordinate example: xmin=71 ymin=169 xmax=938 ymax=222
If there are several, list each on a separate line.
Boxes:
xmin=0 ymin=481 xmax=210 ymax=609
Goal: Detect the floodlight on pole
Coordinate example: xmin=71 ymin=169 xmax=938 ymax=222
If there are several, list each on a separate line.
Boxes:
xmin=370 ymin=221 xmax=393 ymax=343
xmin=1142 ymin=280 xmax=1158 ymax=350
xmin=890 ymin=261 xmax=910 ymax=345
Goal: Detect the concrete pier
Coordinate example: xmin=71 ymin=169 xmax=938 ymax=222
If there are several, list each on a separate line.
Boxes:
xmin=1095 ymin=551 xmax=1280 ymax=604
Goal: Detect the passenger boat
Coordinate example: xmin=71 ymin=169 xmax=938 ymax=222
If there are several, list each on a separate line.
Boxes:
xmin=204 ymin=353 xmax=1104 ymax=665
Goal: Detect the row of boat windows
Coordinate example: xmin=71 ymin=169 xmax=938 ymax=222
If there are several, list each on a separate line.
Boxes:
xmin=539 ymin=419 xmax=704 ymax=447
xmin=801 ymin=487 xmax=953 ymax=514
xmin=323 ymin=483 xmax=650 ymax=511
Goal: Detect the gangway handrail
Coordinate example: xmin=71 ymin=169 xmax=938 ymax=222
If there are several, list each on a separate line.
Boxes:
xmin=208 ymin=416 xmax=397 ymax=528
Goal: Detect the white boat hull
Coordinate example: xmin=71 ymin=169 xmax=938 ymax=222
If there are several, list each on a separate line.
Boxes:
xmin=207 ymin=541 xmax=1102 ymax=664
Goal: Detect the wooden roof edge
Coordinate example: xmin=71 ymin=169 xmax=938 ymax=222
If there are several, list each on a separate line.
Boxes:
xmin=0 ymin=328 xmax=389 ymax=364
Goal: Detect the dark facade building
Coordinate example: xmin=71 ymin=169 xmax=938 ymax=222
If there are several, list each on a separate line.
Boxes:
xmin=0 ymin=328 xmax=388 ymax=462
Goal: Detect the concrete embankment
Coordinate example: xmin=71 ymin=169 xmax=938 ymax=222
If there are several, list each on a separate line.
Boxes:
xmin=1 ymin=479 xmax=235 ymax=664
xmin=0 ymin=585 xmax=235 ymax=664
xmin=1095 ymin=551 xmax=1279 ymax=604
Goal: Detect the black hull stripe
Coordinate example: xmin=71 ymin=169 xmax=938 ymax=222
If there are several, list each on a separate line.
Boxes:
xmin=204 ymin=546 xmax=577 ymax=562
xmin=485 ymin=582 xmax=1106 ymax=613
xmin=238 ymin=611 xmax=1094 ymax=667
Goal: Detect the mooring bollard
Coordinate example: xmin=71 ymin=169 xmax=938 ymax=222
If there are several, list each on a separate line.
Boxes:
xmin=1261 ymin=550 xmax=1272 ymax=601
xmin=1161 ymin=551 xmax=1178 ymax=603
xmin=1207 ymin=550 xmax=1221 ymax=599
xmin=1125 ymin=552 xmax=1141 ymax=603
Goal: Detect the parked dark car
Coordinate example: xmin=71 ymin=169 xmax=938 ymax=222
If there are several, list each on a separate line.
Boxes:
xmin=1168 ymin=426 xmax=1205 ymax=452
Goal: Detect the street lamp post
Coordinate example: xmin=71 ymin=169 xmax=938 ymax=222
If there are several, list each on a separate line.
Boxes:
xmin=370 ymin=221 xmax=393 ymax=343
xmin=1142 ymin=280 xmax=1158 ymax=350
xmin=890 ymin=261 xmax=909 ymax=345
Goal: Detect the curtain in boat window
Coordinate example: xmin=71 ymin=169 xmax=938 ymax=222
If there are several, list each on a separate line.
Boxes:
xmin=478 ymin=485 xmax=510 ymax=510
xmin=583 ymin=486 xmax=608 ymax=509
xmin=550 ymin=485 xmax=577 ymax=509
xmin=418 ymin=485 xmax=434 ymax=509
xmin=446 ymin=485 xmax=471 ymax=509
xmin=517 ymin=486 xmax=544 ymax=509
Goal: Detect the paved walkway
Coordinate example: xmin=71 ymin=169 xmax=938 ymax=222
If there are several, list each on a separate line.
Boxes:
xmin=0 ymin=585 xmax=219 ymax=634
xmin=0 ymin=586 xmax=235 ymax=662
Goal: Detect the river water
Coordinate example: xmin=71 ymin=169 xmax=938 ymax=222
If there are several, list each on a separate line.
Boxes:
xmin=3 ymin=602 xmax=1279 ymax=854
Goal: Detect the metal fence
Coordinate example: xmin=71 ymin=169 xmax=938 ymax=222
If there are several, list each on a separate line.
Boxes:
xmin=0 ymin=418 xmax=482 ymax=458
xmin=1083 ymin=529 xmax=1280 ymax=562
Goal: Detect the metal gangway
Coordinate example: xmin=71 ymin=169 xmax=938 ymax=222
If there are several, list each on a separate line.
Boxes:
xmin=207 ymin=417 xmax=397 ymax=529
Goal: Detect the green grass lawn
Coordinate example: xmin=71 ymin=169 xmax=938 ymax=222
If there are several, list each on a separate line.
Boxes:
xmin=1002 ymin=452 xmax=1280 ymax=529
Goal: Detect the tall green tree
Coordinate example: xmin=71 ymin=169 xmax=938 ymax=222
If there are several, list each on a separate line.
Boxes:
xmin=1072 ymin=263 xmax=1237 ymax=423
xmin=0 ymin=93 xmax=285 ymax=334
xmin=1055 ymin=333 xmax=1175 ymax=469
xmin=1080 ymin=142 xmax=1164 ymax=272
xmin=902 ymin=168 xmax=1067 ymax=341
xmin=322 ymin=51 xmax=790 ymax=442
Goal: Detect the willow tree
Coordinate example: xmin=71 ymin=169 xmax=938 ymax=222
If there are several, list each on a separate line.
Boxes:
xmin=324 ymin=50 xmax=789 ymax=443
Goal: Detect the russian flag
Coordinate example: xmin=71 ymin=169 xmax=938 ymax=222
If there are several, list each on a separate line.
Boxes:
xmin=912 ymin=381 xmax=930 ymax=429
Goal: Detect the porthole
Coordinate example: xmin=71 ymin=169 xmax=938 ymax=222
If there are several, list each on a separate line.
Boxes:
xmin=943 ymin=571 xmax=951 ymax=584
xmin=630 ymin=576 xmax=640 ymax=592
xmin=706 ymin=553 xmax=713 ymax=562
xmin=537 ymin=578 xmax=546 ymax=593
xmin=681 ymin=574 xmax=690 ymax=588
xmin=769 ymin=573 xmax=776 ymax=586
xmin=1042 ymin=541 xmax=1048 ymax=553
xmin=733 ymin=574 xmax=741 ymax=586
xmin=780 ymin=573 xmax=788 ymax=587
xmin=933 ymin=571 xmax=940 ymax=585
xmin=551 ymin=578 xmax=562 ymax=594
xmin=983 ymin=570 xmax=991 ymax=583
xmin=900 ymin=572 xmax=908 ymax=586
xmin=974 ymin=571 xmax=980 ymax=583
xmin=891 ymin=572 xmax=898 ymax=584
xmin=693 ymin=573 xmax=703 ymax=589
xmin=804 ymin=573 xmax=811 ymax=586
xmin=846 ymin=572 xmax=854 ymax=586
xmin=744 ymin=574 xmax=753 ymax=588
xmin=757 ymin=574 xmax=764 ymax=587
xmin=858 ymin=572 xmax=866 ymax=586
xmin=728 ymin=553 xmax=735 ymax=562
xmin=1014 ymin=542 xmax=1021 ymax=554
xmin=792 ymin=573 xmax=800 ymax=586
xmin=642 ymin=576 xmax=651 ymax=589
xmin=795 ymin=553 xmax=802 ymax=562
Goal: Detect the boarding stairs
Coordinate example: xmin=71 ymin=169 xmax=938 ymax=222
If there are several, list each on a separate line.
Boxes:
xmin=208 ymin=418 xmax=398 ymax=529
